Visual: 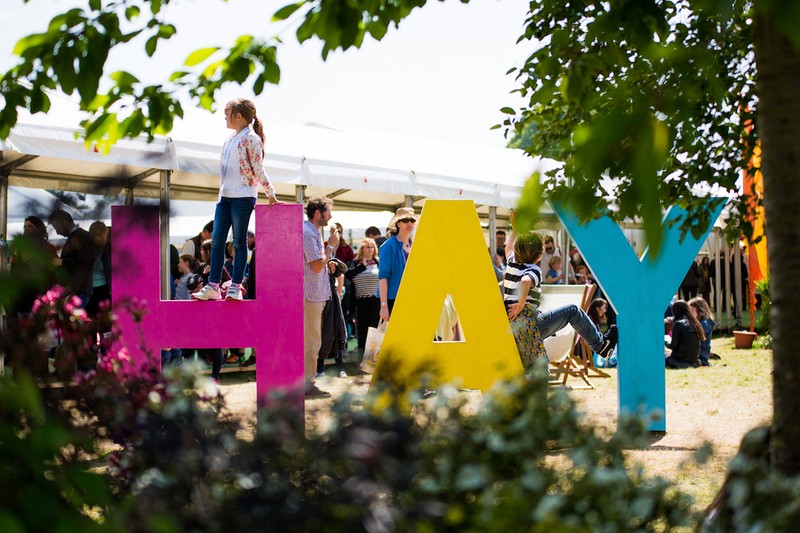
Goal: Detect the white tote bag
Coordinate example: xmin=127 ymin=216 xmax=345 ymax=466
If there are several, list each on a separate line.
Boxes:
xmin=360 ymin=320 xmax=388 ymax=374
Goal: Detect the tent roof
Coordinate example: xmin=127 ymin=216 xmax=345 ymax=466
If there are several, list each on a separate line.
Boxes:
xmin=0 ymin=92 xmax=558 ymax=220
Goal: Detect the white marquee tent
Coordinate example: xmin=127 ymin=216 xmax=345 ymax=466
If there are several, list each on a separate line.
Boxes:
xmin=0 ymin=93 xmax=746 ymax=329
xmin=0 ymin=91 xmax=559 ymax=234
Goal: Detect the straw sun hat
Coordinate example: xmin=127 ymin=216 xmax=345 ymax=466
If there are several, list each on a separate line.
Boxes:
xmin=388 ymin=207 xmax=419 ymax=231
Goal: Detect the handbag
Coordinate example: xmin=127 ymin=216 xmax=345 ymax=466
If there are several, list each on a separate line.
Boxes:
xmin=360 ymin=320 xmax=387 ymax=374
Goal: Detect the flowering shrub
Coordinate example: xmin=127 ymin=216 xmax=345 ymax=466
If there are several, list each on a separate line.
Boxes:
xmin=0 ymin=281 xmax=751 ymax=532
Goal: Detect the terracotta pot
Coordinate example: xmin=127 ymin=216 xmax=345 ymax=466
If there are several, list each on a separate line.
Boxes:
xmin=733 ymin=330 xmax=758 ymax=349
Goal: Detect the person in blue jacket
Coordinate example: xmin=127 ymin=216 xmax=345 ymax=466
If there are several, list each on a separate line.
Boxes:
xmin=377 ymin=207 xmax=418 ymax=321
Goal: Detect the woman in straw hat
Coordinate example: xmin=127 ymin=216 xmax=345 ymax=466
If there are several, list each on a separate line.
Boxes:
xmin=377 ymin=207 xmax=418 ymax=322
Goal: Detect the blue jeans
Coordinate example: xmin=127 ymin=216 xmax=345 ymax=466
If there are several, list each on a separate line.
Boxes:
xmin=209 ymin=196 xmax=255 ymax=285
xmin=536 ymin=304 xmax=603 ymax=352
xmin=161 ymin=348 xmax=183 ymax=368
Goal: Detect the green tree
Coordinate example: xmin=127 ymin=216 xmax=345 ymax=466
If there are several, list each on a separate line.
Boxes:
xmin=1 ymin=0 xmax=799 ymax=476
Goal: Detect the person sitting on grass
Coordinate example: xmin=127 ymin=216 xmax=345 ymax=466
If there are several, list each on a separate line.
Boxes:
xmin=664 ymin=300 xmax=704 ymax=369
xmin=503 ymin=229 xmax=618 ymax=377
xmin=689 ymin=296 xmax=716 ymax=366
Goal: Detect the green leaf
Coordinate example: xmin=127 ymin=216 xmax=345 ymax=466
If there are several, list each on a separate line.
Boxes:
xmin=28 ymin=88 xmax=51 ymax=114
xmin=366 ymin=21 xmax=388 ymax=41
xmin=263 ymin=61 xmax=280 ymax=84
xmin=500 ymin=107 xmax=516 ymax=115
xmin=169 ymin=70 xmax=190 ymax=82
xmin=145 ymin=35 xmax=158 ymax=57
xmin=12 ymin=32 xmax=51 ymax=56
xmin=109 ymin=70 xmax=139 ymax=88
xmin=202 ymin=60 xmax=224 ymax=78
xmin=272 ymin=1 xmax=306 ymax=22
xmin=158 ymin=24 xmax=177 ymax=39
xmin=514 ymin=172 xmax=543 ymax=233
xmin=184 ymin=47 xmax=219 ymax=67
xmin=125 ymin=6 xmax=141 ymax=20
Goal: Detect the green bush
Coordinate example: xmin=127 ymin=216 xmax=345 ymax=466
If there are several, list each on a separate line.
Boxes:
xmin=0 ymin=275 xmax=768 ymax=532
xmin=700 ymin=426 xmax=800 ymax=532
xmin=0 ymin=373 xmax=112 ymax=533
xmin=755 ymin=277 xmax=772 ymax=348
xmin=93 ymin=368 xmax=698 ymax=532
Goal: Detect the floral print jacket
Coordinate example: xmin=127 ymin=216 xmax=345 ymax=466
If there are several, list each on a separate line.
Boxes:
xmin=221 ymin=128 xmax=276 ymax=198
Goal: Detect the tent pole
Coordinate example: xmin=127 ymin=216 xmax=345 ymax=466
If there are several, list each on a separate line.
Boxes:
xmin=489 ymin=206 xmax=497 ymax=261
xmin=0 ymin=159 xmax=5 ymax=374
xmin=733 ymin=237 xmax=743 ymax=328
xmin=0 ymin=155 xmax=8 ymax=247
xmin=724 ymin=238 xmax=732 ymax=330
xmin=160 ymin=170 xmax=171 ymax=301
xmin=714 ymin=229 xmax=722 ymax=318
xmin=295 ymin=185 xmax=305 ymax=204
xmin=405 ymin=195 xmax=414 ymax=208
xmin=124 ymin=187 xmax=135 ymax=206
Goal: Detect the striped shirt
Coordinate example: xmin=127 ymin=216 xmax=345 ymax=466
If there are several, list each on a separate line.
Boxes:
xmin=352 ymin=262 xmax=380 ymax=298
xmin=503 ymin=254 xmax=542 ymax=309
xmin=303 ymin=220 xmax=331 ymax=302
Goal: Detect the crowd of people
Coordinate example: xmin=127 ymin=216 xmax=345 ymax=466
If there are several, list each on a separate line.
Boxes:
xmin=5 ymin=210 xmax=113 ymax=375
xmin=5 ymin=96 xmax=738 ymax=390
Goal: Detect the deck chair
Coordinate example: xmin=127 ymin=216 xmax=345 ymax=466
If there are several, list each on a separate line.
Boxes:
xmin=541 ymin=284 xmax=595 ymax=389
xmin=571 ymin=285 xmax=611 ymax=378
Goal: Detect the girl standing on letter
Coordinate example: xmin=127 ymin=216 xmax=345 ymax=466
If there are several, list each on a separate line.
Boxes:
xmin=193 ymin=98 xmax=281 ymax=301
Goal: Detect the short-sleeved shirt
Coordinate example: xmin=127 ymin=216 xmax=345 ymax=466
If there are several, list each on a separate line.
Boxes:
xmin=303 ymin=220 xmax=331 ymax=302
xmin=503 ymin=252 xmax=542 ymax=309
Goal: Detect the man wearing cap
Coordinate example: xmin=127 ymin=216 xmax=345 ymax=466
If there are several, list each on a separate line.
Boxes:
xmin=303 ymin=197 xmax=339 ymax=397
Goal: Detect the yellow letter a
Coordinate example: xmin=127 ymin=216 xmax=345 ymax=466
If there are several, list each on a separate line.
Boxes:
xmin=372 ymin=200 xmax=522 ymax=392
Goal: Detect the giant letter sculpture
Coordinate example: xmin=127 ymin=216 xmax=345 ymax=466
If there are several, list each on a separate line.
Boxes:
xmin=111 ymin=205 xmax=304 ymax=411
xmin=552 ymin=201 xmax=724 ymax=430
xmin=372 ymin=200 xmax=522 ymax=391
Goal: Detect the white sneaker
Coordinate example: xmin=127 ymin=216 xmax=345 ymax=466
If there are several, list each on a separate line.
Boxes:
xmin=225 ymin=284 xmax=243 ymax=301
xmin=192 ymin=284 xmax=221 ymax=301
xmin=339 ymin=371 xmax=347 ymax=378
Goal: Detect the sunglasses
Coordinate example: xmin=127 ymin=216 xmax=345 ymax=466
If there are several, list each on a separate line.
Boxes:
xmin=398 ymin=218 xmax=416 ymax=224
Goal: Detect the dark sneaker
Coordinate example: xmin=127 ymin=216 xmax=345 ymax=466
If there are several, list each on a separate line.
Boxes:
xmin=596 ymin=325 xmax=618 ymax=359
xmin=305 ymin=385 xmax=331 ymax=398
xmin=241 ymin=354 xmax=256 ymax=367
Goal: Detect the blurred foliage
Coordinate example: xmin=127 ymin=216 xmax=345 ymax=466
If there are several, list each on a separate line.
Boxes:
xmin=1 ymin=272 xmax=699 ymax=531
xmin=500 ymin=0 xmax=756 ymax=254
xmin=755 ymin=277 xmax=771 ymax=347
xmin=700 ymin=426 xmax=800 ymax=532
xmin=2 ymin=0 xmax=790 ymax=253
xmin=0 ymin=372 xmax=112 ymax=533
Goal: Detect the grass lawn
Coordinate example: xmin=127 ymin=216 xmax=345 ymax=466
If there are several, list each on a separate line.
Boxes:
xmin=568 ymin=335 xmax=773 ymax=513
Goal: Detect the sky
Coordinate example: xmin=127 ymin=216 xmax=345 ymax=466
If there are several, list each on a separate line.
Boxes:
xmin=0 ymin=0 xmax=533 ymax=148
xmin=0 ymin=0 xmax=534 ymax=238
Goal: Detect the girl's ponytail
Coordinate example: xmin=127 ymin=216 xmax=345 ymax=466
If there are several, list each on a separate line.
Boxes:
xmin=252 ymin=115 xmax=265 ymax=144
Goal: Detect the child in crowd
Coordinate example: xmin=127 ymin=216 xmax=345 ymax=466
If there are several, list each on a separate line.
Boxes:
xmin=665 ymin=300 xmax=704 ymax=369
xmin=175 ymin=254 xmax=200 ymax=301
xmin=503 ymin=230 xmax=618 ymax=376
xmin=544 ymin=255 xmax=563 ymax=284
xmin=689 ymin=296 xmax=716 ymax=366
xmin=193 ymin=98 xmax=281 ymax=302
